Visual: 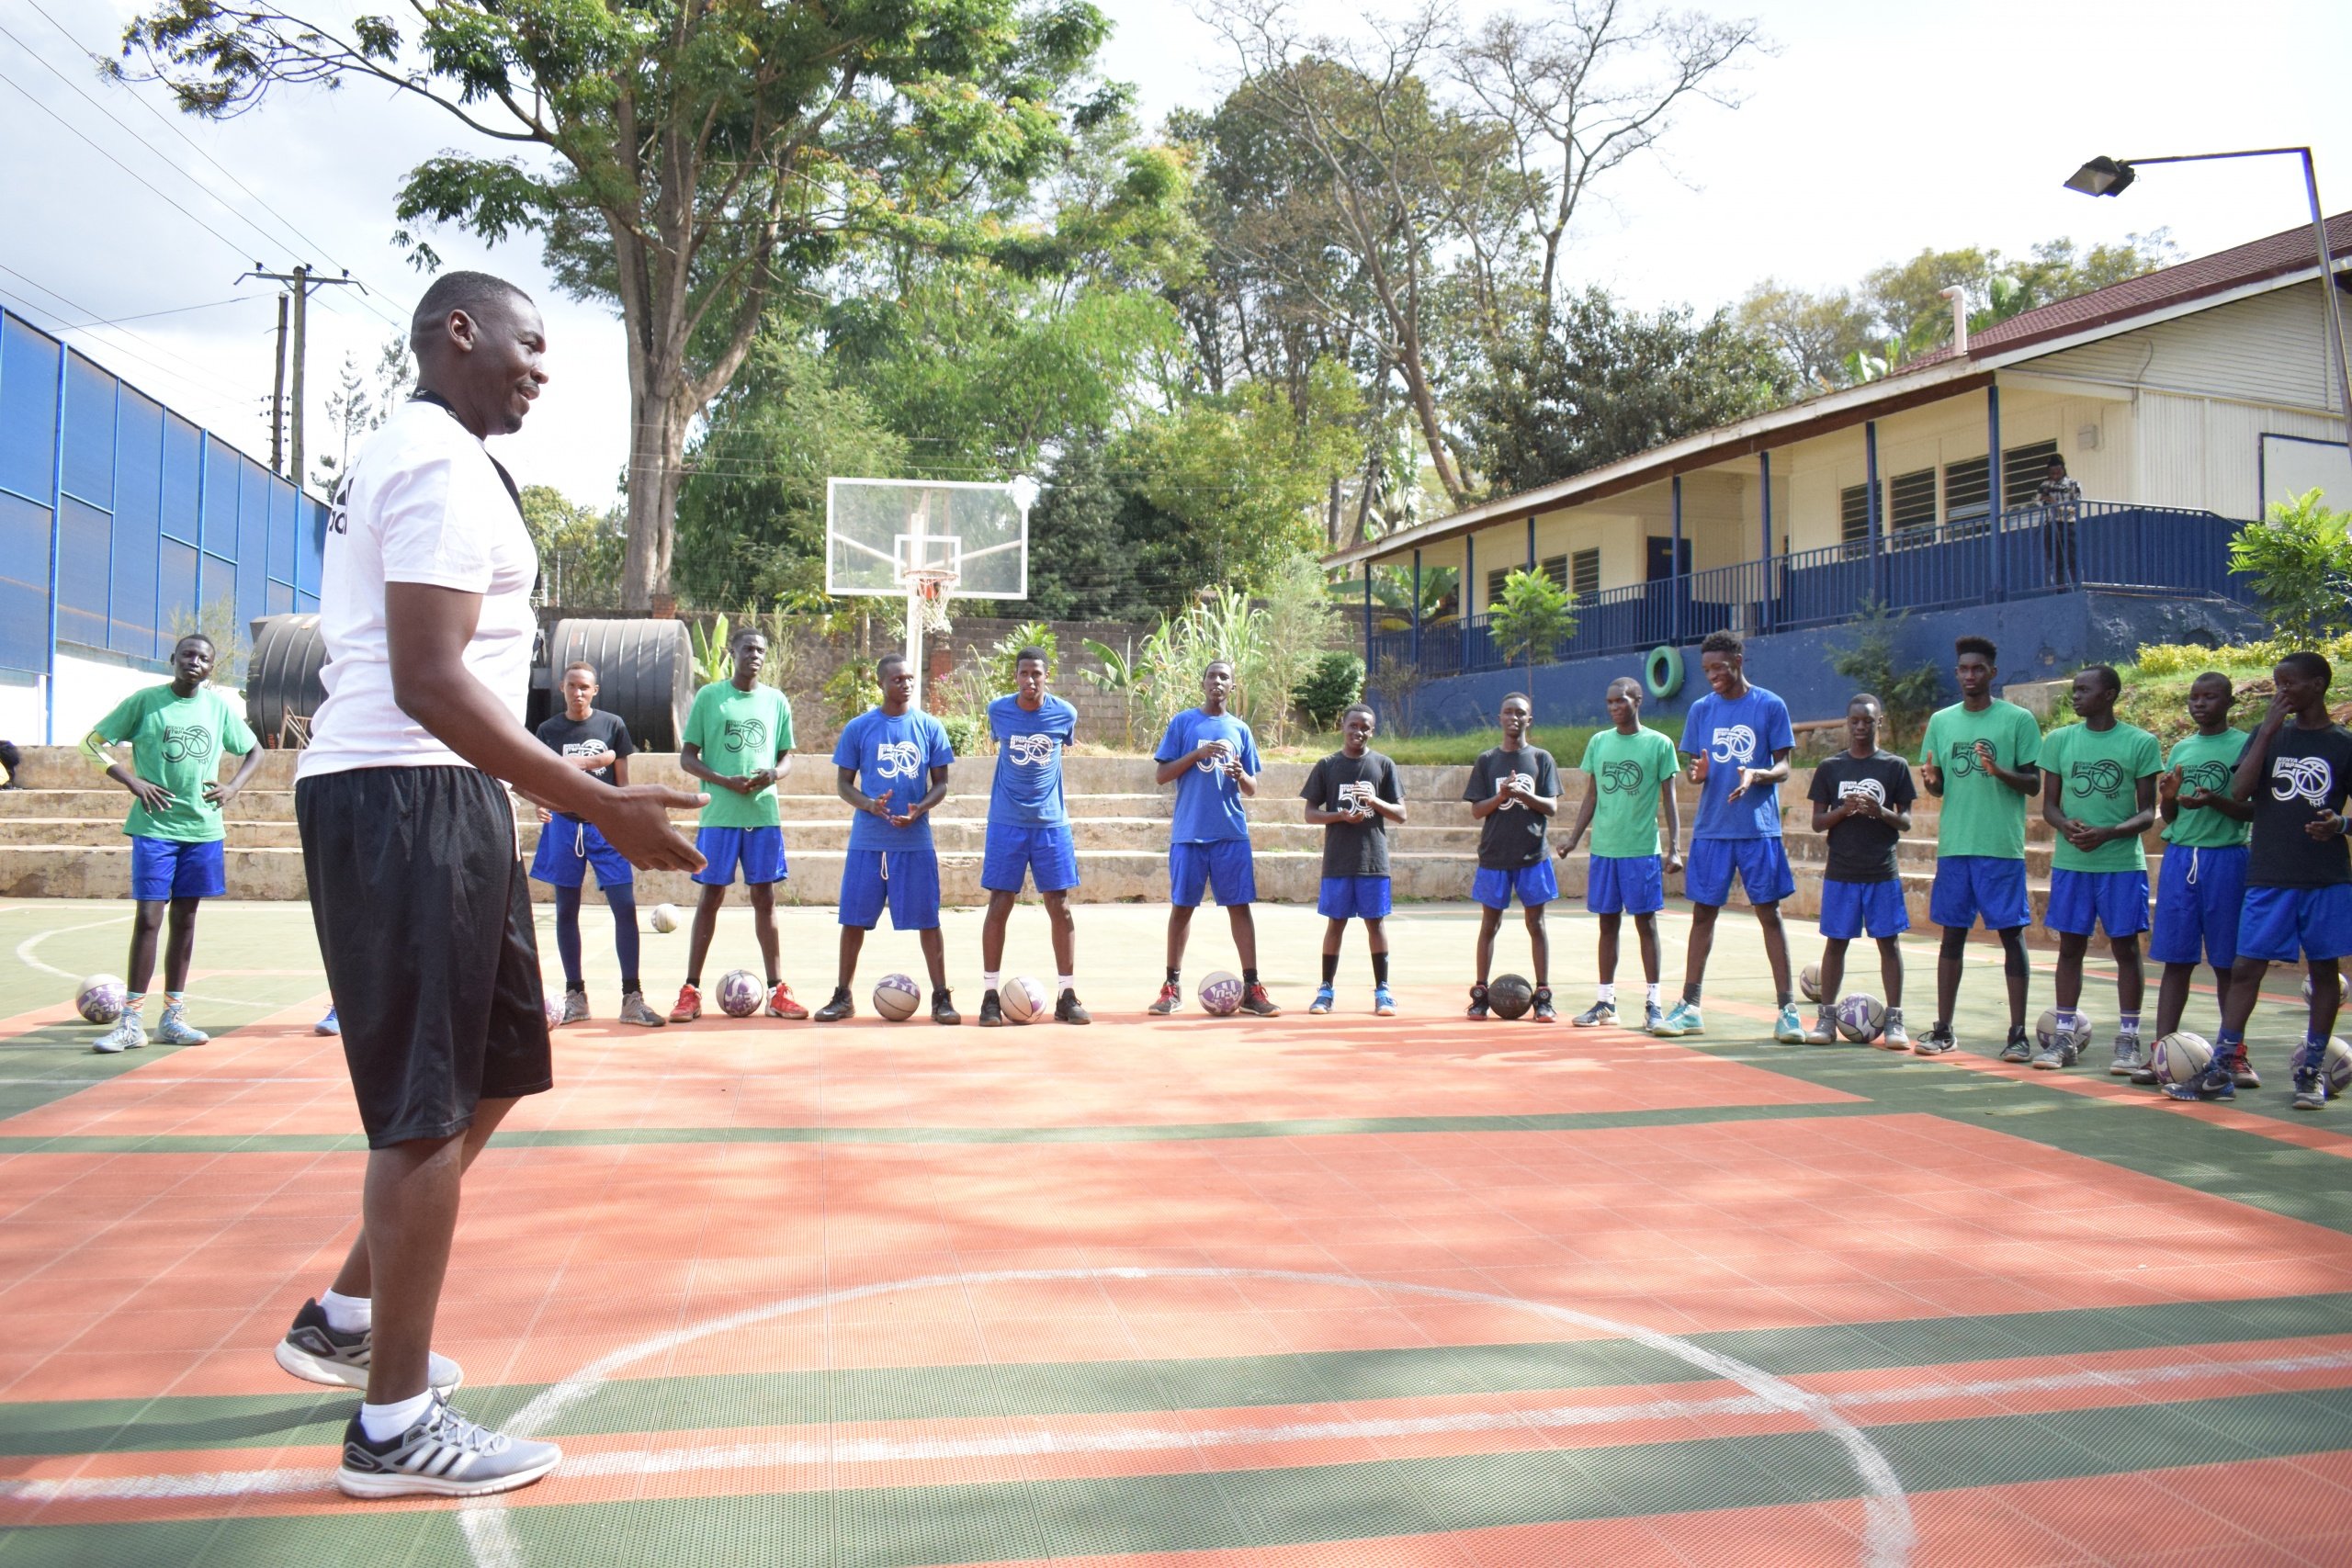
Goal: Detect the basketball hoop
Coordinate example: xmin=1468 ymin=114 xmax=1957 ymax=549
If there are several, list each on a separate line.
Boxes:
xmin=825 ymin=476 xmax=1036 ymax=709
xmin=904 ymin=566 xmax=956 ymax=636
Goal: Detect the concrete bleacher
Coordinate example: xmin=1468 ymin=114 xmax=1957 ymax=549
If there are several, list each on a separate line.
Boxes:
xmin=0 ymin=745 xmax=2154 ymax=938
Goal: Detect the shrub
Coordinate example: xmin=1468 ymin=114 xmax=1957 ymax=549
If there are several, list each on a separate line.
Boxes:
xmin=1826 ymin=600 xmax=1942 ymax=747
xmin=822 ymin=660 xmax=879 ymax=727
xmin=940 ymin=712 xmax=979 ymax=756
xmin=2228 ymin=489 xmax=2352 ymax=642
xmin=1293 ymin=650 xmax=1364 ymax=730
xmin=1487 ymin=567 xmax=1577 ymax=675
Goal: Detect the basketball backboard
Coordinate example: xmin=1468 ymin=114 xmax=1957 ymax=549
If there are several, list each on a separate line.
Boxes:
xmin=825 ymin=478 xmax=1033 ymax=601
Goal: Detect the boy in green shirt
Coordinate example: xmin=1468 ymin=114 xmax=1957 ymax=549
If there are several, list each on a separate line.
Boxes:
xmin=82 ymin=634 xmax=263 ymax=1053
xmin=1917 ymin=636 xmax=2043 ymax=1058
xmin=2143 ymin=671 xmax=2253 ymax=1077
xmin=668 ymin=626 xmax=808 ymax=1022
xmin=2037 ymin=665 xmax=2162 ymax=1069
xmin=1557 ymin=677 xmax=1680 ymax=1030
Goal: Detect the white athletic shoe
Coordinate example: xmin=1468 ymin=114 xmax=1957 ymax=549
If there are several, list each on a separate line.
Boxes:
xmin=335 ymin=1396 xmax=560 ymax=1499
xmin=93 ymin=1012 xmax=145 ymax=1055
xmin=153 ymin=1003 xmax=209 ymax=1046
xmin=314 ymin=1007 xmax=340 ymax=1037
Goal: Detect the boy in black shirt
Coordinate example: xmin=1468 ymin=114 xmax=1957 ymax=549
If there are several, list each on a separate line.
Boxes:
xmin=2171 ymin=650 xmax=2352 ymax=1109
xmin=1302 ymin=704 xmax=1407 ymax=1015
xmin=1801 ymin=694 xmax=1917 ymax=1046
xmin=1462 ymin=693 xmax=1561 ymax=1021
xmin=530 ymin=661 xmax=662 ymax=1027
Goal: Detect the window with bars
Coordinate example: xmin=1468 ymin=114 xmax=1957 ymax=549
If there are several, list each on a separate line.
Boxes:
xmin=2003 ymin=438 xmax=2061 ymax=508
xmin=1569 ymin=548 xmax=1599 ymax=598
xmin=1888 ymin=468 xmax=1937 ymax=545
xmin=1840 ymin=484 xmax=1872 ymax=555
xmin=1488 ymin=553 xmax=1576 ymax=607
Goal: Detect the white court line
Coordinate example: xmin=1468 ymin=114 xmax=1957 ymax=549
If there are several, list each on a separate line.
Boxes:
xmin=11 ymin=1346 xmax=2351 ymax=1510
xmin=10 ymin=915 xmax=268 ymax=1012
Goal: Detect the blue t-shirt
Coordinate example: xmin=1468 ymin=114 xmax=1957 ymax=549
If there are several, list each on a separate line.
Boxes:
xmin=1154 ymin=707 xmax=1261 ymax=843
xmin=833 ymin=707 xmax=956 ymax=853
xmin=988 ymin=694 xmax=1077 ymax=828
xmin=1680 ymin=684 xmax=1796 ymax=840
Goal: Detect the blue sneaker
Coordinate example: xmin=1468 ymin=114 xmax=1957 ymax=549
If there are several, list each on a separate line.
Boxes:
xmin=1644 ymin=1000 xmax=1664 ymax=1032
xmin=1308 ymin=986 xmax=1335 ymax=1015
xmin=315 ymin=1007 xmax=340 ymax=1037
xmin=1652 ymin=1000 xmax=1702 ymax=1037
xmin=1771 ymin=1003 xmax=1807 ymax=1043
xmin=1372 ymin=985 xmax=1396 ymax=1017
xmin=2163 ymin=1059 xmax=2235 ymax=1101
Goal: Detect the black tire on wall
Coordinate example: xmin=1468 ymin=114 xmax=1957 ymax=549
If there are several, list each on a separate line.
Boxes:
xmin=244 ymin=614 xmax=327 ymax=748
xmin=544 ymin=618 xmax=695 ymax=751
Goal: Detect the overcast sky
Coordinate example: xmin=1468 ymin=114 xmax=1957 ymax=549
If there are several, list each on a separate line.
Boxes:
xmin=3 ymin=0 xmax=2346 ymax=510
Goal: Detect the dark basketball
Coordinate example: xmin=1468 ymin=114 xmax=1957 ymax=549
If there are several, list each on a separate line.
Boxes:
xmin=1489 ymin=974 xmax=1534 ymax=1020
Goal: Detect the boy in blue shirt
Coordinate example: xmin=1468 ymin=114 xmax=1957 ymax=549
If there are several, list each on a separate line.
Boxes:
xmin=1657 ymin=630 xmax=1804 ymax=1043
xmin=814 ymin=654 xmax=960 ymax=1024
xmin=1148 ymin=660 xmax=1278 ymax=1016
xmin=978 ymin=647 xmax=1089 ymax=1025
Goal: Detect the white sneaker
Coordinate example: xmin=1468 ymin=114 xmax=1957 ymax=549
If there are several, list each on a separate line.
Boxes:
xmin=315 ymin=1007 xmax=340 ymax=1036
xmin=335 ymin=1396 xmax=560 ymax=1499
xmin=93 ymin=1012 xmax=146 ymax=1055
xmin=153 ymin=1003 xmax=209 ymax=1046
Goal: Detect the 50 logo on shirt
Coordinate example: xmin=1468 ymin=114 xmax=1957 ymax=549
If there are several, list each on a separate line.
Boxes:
xmin=160 ymin=725 xmax=213 ymax=764
xmin=722 ymin=716 xmax=767 ymax=754
xmin=2068 ymin=759 xmax=2125 ymax=798
xmin=1194 ymin=739 xmax=1236 ymax=773
xmin=1337 ymin=780 xmax=1378 ymax=812
xmin=2273 ymin=754 xmax=2335 ymax=806
xmin=2180 ymin=761 xmax=2233 ymax=795
xmin=874 ymin=739 xmax=926 ymax=780
xmin=1837 ymin=778 xmax=1887 ymax=807
xmin=1708 ymin=725 xmax=1757 ymax=766
xmin=1006 ymin=732 xmax=1058 ymax=767
xmin=1947 ymin=741 xmax=1986 ymax=778
xmin=1600 ymin=760 xmax=1645 ymax=794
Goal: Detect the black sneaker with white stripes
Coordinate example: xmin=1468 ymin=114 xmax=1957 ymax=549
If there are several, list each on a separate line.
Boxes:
xmin=275 ymin=1298 xmax=463 ymax=1394
xmin=335 ymin=1396 xmax=562 ymax=1498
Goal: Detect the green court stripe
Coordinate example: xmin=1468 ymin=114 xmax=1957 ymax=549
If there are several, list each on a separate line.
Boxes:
xmin=6 ymin=1290 xmax=2346 ymax=1459
xmin=10 ymin=1387 xmax=2349 ymax=1566
xmin=0 ymin=1099 xmax=1884 ymax=1156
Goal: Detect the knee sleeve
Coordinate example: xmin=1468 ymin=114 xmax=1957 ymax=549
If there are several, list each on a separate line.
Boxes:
xmin=1999 ymin=927 xmax=2029 ymax=977
xmin=1939 ymin=927 xmax=1969 ymax=962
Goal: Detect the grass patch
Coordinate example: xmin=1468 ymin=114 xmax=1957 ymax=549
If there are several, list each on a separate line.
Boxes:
xmin=1261 ymin=720 xmax=1684 ymax=768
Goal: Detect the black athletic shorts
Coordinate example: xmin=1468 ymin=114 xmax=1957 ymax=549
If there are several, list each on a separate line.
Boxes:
xmin=296 ymin=765 xmax=551 ymax=1147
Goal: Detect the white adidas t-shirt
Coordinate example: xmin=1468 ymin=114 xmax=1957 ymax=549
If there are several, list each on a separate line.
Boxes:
xmin=300 ymin=398 xmax=539 ymax=777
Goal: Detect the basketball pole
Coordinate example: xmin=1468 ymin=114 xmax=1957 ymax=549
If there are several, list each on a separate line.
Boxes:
xmin=905 ymin=580 xmax=923 ymax=711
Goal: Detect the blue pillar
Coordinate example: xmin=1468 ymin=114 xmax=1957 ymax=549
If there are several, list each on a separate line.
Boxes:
xmin=1525 ymin=516 xmax=1536 ymax=571
xmin=1410 ymin=548 xmax=1422 ymax=669
xmin=1464 ymin=534 xmax=1476 ymax=670
xmin=1986 ymin=383 xmax=2005 ymax=601
xmin=1864 ymin=419 xmax=1883 ymax=604
xmin=1669 ymin=473 xmax=1683 ymax=645
xmin=1758 ymin=450 xmax=1773 ymax=636
xmin=1362 ymin=569 xmax=1373 ymax=671
xmin=43 ymin=341 xmax=66 ymax=744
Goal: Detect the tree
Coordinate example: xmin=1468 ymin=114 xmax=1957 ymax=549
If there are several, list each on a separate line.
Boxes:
xmin=2229 ymin=490 xmax=2352 ymax=642
xmin=1008 ymin=432 xmax=1157 ymax=623
xmin=1826 ymin=600 xmax=1942 ymax=748
xmin=1487 ymin=565 xmax=1577 ymax=677
xmin=1468 ymin=288 xmax=1793 ymax=495
xmin=519 ymin=484 xmax=623 ymax=609
xmin=309 ymin=333 xmax=413 ymax=494
xmin=119 ymin=0 xmax=1120 ymax=608
xmin=1735 ymin=281 xmax=1874 ymax=391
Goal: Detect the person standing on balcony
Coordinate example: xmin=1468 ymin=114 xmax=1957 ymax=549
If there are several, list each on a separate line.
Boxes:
xmin=2037 ymin=454 xmax=2084 ymax=585
xmin=1655 ymin=631 xmax=1804 ymax=1043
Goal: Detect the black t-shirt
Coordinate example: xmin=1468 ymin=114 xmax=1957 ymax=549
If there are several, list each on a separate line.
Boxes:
xmin=536 ymin=709 xmax=636 ymax=792
xmin=2248 ymin=722 xmax=2352 ymax=888
xmin=1807 ymin=750 xmax=1917 ymax=883
xmin=1301 ymin=749 xmax=1403 ymax=878
xmin=1463 ymin=745 xmax=1561 ymax=869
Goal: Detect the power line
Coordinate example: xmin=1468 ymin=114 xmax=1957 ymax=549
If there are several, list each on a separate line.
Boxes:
xmin=0 ymin=264 xmax=266 ymax=416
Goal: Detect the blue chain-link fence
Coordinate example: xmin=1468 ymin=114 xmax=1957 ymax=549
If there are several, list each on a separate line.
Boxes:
xmin=0 ymin=307 xmax=323 ymax=738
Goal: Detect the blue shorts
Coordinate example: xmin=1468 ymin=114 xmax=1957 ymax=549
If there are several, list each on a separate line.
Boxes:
xmin=2149 ymin=843 xmax=2247 ymax=967
xmin=1928 ymin=855 xmax=2030 ymax=931
xmin=529 ymin=813 xmax=634 ymax=889
xmin=1318 ymin=875 xmax=1393 ymax=920
xmin=839 ymin=848 xmax=942 ymax=931
xmin=1819 ymin=876 xmax=1909 ymax=941
xmin=1474 ymin=860 xmax=1559 ymax=910
xmin=2045 ymin=867 xmax=2151 ymax=938
xmin=692 ymin=825 xmax=787 ymax=886
xmin=1171 ymin=840 xmax=1255 ymax=907
xmin=981 ymin=823 xmax=1080 ymax=894
xmin=1586 ymin=853 xmax=1664 ymax=916
xmin=2237 ymin=884 xmax=2352 ymax=964
xmin=1685 ymin=837 xmax=1794 ymax=908
xmin=130 ymin=835 xmax=225 ymax=902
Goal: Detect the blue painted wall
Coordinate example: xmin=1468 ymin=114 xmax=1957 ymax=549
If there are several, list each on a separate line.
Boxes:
xmin=1378 ymin=591 xmax=2268 ymax=733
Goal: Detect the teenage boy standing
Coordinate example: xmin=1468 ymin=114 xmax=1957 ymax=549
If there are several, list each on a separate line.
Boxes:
xmin=1801 ymin=694 xmax=1917 ymax=1047
xmin=1148 ymin=660 xmax=1278 ymax=1017
xmin=1464 ymin=693 xmax=1560 ymax=1021
xmin=529 ymin=660 xmax=662 ymax=1027
xmin=1302 ymin=702 xmax=1406 ymax=1016
xmin=1657 ymin=631 xmax=1802 ymax=1043
xmin=1916 ymin=637 xmax=2041 ymax=1057
xmin=2037 ymin=666 xmax=2161 ymax=1070
xmin=1558 ymin=676 xmax=1679 ymax=1030
xmin=977 ymin=648 xmax=1088 ymax=1026
xmin=2143 ymin=672 xmax=2251 ymax=1075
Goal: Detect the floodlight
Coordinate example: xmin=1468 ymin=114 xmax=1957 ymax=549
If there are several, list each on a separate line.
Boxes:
xmin=2064 ymin=156 xmax=2136 ymax=197
xmin=1009 ymin=474 xmax=1041 ymax=517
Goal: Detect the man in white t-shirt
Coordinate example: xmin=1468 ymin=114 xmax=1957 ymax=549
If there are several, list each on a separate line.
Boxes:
xmin=269 ymin=270 xmax=704 ymax=1500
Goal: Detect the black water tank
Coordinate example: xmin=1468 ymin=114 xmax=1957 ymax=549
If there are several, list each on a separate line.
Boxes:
xmin=245 ymin=614 xmax=327 ymax=748
xmin=543 ymin=618 xmax=696 ymax=751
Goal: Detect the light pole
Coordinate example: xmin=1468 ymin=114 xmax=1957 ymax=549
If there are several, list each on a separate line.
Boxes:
xmin=2066 ymin=149 xmax=2350 ymax=447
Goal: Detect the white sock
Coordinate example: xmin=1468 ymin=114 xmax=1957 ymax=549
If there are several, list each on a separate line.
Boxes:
xmin=983 ymin=972 xmax=1001 ymax=994
xmin=1645 ymin=983 xmax=1661 ymax=1006
xmin=1057 ymin=975 xmax=1075 ymax=995
xmin=1596 ymin=983 xmax=1616 ymax=1004
xmin=358 ymin=1388 xmax=435 ymax=1443
xmin=319 ymin=1288 xmax=372 ymax=1334
xmin=2118 ymin=1012 xmax=2140 ymax=1038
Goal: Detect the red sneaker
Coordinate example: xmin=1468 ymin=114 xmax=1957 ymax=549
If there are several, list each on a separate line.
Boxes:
xmin=767 ymin=981 xmax=808 ymax=1021
xmin=1146 ymin=982 xmax=1182 ymax=1016
xmin=1239 ymin=983 xmax=1280 ymax=1017
xmin=667 ymin=984 xmax=702 ymax=1024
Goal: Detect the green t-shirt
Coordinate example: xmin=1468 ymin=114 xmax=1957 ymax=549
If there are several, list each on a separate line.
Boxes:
xmin=2041 ymin=720 xmax=2163 ymax=873
xmin=682 ymin=681 xmax=796 ymax=829
xmin=93 ymin=684 xmax=255 ymax=843
xmin=1577 ymin=725 xmax=1679 ymax=859
xmin=2163 ymin=728 xmax=2251 ymax=849
xmin=1918 ymin=700 xmax=2042 ymax=861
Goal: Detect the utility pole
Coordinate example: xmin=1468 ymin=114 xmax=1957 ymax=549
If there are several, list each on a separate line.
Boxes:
xmin=237 ymin=265 xmax=366 ymax=491
xmin=267 ymin=291 xmax=288 ymax=475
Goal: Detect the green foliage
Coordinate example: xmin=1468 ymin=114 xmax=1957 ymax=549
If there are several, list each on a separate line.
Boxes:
xmin=167 ymin=592 xmax=248 ymax=688
xmin=1487 ymin=568 xmax=1578 ymax=675
xmin=1014 ymin=434 xmax=1156 ymax=622
xmin=1826 ymin=601 xmax=1944 ymax=747
xmin=940 ymin=713 xmax=980 ymax=757
xmin=1080 ymin=635 xmax=1141 ymax=750
xmin=2228 ymin=490 xmax=2352 ymax=643
xmin=519 ymin=484 xmax=623 ymax=609
xmin=822 ymin=661 xmax=882 ymax=729
xmin=688 ymin=615 xmax=735 ymax=688
xmin=1364 ymin=653 xmax=1426 ymax=739
xmin=1293 ymin=651 xmax=1365 ymax=730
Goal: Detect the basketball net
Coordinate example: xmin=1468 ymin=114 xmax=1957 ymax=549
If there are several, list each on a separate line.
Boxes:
xmin=908 ymin=569 xmax=955 ymax=636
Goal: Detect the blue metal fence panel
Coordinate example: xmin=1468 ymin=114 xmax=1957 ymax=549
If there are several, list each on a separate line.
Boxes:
xmin=56 ymin=495 xmax=112 ymax=649
xmin=112 ymin=390 xmax=163 ymax=660
xmin=0 ymin=492 xmax=51 ymax=676
xmin=0 ymin=316 xmax=59 ymax=503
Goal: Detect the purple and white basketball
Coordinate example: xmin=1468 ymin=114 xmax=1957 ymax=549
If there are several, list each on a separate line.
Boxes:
xmin=873 ymin=973 xmax=922 ymax=1021
xmin=1833 ymin=993 xmax=1885 ymax=1044
xmin=717 ymin=969 xmax=764 ymax=1018
xmin=1000 ymin=976 xmax=1048 ymax=1024
xmin=543 ymin=992 xmax=564 ymax=1030
xmin=75 ymin=974 xmax=126 ymax=1024
xmin=1198 ymin=970 xmax=1244 ymax=1016
xmin=2324 ymin=1037 xmax=2352 ymax=1096
xmin=2154 ymin=1032 xmax=2213 ymax=1089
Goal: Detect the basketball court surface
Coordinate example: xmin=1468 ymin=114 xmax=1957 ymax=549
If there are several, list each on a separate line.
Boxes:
xmin=1 ymin=896 xmax=2348 ymax=1565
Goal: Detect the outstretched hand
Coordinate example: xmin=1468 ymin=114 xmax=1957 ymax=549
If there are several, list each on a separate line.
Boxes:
xmin=588 ymin=785 xmax=707 ymax=872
